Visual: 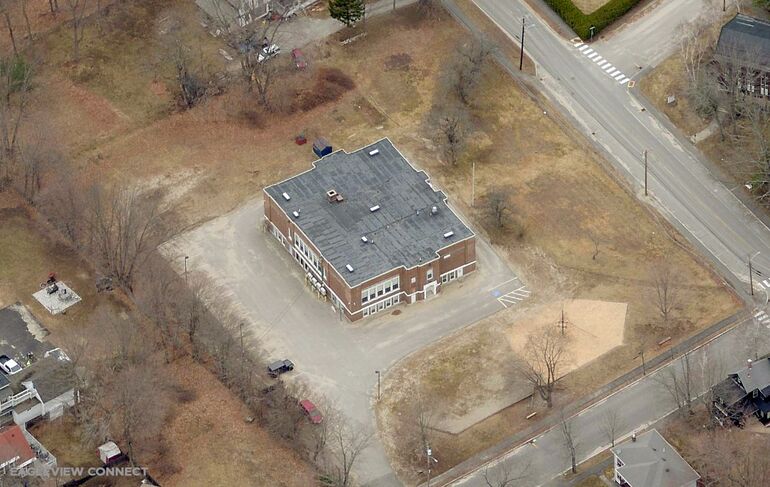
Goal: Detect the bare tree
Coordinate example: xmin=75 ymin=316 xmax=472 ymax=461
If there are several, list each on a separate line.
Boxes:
xmin=20 ymin=0 xmax=32 ymax=42
xmin=64 ymin=0 xmax=88 ymax=62
xmin=482 ymin=461 xmax=529 ymax=487
xmin=560 ymin=410 xmax=578 ymax=474
xmin=588 ymin=231 xmax=600 ymax=261
xmin=0 ymin=55 xmax=33 ymax=174
xmin=448 ymin=37 xmax=495 ymax=105
xmin=655 ymin=352 xmax=694 ymax=416
xmin=599 ymin=408 xmax=624 ymax=447
xmin=83 ymin=184 xmax=174 ymax=293
xmin=486 ymin=186 xmax=513 ymax=229
xmin=437 ymin=110 xmax=466 ymax=166
xmin=650 ymin=262 xmax=679 ymax=327
xmin=326 ymin=421 xmax=373 ymax=487
xmin=514 ymin=327 xmax=567 ymax=408
xmin=0 ymin=1 xmax=17 ymax=56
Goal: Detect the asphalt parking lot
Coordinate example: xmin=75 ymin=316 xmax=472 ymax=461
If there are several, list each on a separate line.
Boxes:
xmin=166 ymin=198 xmax=526 ymax=486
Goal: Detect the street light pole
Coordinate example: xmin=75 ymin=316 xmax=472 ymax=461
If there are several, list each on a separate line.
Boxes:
xmin=519 ymin=17 xmax=525 ymax=71
xmin=471 ymin=161 xmax=476 ymax=207
xmin=375 ymin=370 xmax=381 ymax=400
xmin=184 ymin=255 xmax=189 ymax=285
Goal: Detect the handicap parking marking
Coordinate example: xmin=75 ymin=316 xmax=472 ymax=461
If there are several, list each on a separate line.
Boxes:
xmin=497 ymin=286 xmax=531 ymax=308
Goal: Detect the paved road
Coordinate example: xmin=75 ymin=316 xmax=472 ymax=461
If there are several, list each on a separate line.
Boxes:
xmin=166 ymin=199 xmax=526 ymax=487
xmin=449 ymin=313 xmax=770 ymax=486
xmin=471 ymin=0 xmax=770 ymax=295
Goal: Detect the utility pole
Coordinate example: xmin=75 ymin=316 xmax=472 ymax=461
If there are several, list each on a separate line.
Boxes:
xmin=184 ymin=255 xmax=189 ymax=285
xmin=393 ymin=0 xmax=396 ymax=11
xmin=644 ymin=149 xmax=647 ymax=196
xmin=426 ymin=446 xmax=433 ymax=487
xmin=471 ymin=161 xmax=476 ymax=207
xmin=749 ymin=251 xmax=760 ymax=296
xmin=519 ymin=17 xmax=525 ymax=71
xmin=375 ymin=370 xmax=381 ymax=400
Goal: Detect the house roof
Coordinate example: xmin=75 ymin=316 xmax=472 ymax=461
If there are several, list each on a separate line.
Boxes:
xmin=611 ymin=430 xmax=700 ymax=487
xmin=10 ymin=356 xmax=73 ymax=403
xmin=0 ymin=425 xmax=35 ymax=468
xmin=715 ymin=14 xmax=770 ymax=70
xmin=264 ymin=139 xmax=474 ymax=288
xmin=732 ymin=358 xmax=770 ymax=397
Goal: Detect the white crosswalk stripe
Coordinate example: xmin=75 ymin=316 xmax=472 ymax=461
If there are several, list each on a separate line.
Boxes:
xmin=498 ymin=286 xmax=531 ymax=308
xmin=757 ymin=278 xmax=770 ymax=289
xmin=573 ymin=42 xmax=629 ymax=86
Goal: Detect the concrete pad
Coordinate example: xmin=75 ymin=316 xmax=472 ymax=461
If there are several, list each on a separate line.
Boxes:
xmin=32 ymin=282 xmax=81 ymax=315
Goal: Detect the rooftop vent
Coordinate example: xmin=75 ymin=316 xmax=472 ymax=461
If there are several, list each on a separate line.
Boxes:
xmin=282 ymin=192 xmax=291 ymax=201
xmin=292 ymin=210 xmax=300 ymax=219
xmin=443 ymin=231 xmax=454 ymax=238
xmin=368 ymin=149 xmax=380 ymax=156
xmin=361 ymin=236 xmax=368 ymax=243
xmin=327 ymin=189 xmax=338 ymax=202
xmin=431 ymin=206 xmax=438 ymax=215
xmin=346 ymin=264 xmax=354 ymax=273
xmin=370 ymin=205 xmax=380 ymax=212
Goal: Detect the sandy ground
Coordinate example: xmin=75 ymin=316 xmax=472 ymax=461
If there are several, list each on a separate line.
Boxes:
xmin=507 ymin=299 xmax=627 ymax=375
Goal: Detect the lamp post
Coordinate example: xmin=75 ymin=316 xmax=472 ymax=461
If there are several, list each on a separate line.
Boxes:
xmin=425 ymin=446 xmax=437 ymax=486
xmin=749 ymin=251 xmax=760 ymax=296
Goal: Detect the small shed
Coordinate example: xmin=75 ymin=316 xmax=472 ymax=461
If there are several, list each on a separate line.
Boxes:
xmin=313 ymin=138 xmax=332 ymax=158
xmin=98 ymin=441 xmax=122 ymax=464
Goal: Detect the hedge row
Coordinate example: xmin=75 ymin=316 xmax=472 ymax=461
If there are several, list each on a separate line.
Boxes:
xmin=543 ymin=0 xmax=643 ymax=39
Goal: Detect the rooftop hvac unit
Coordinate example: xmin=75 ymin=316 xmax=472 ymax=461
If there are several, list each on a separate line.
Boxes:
xmin=443 ymin=231 xmax=454 ymax=238
xmin=368 ymin=149 xmax=380 ymax=156
xmin=346 ymin=264 xmax=354 ymax=272
xmin=282 ymin=192 xmax=291 ymax=201
xmin=292 ymin=210 xmax=300 ymax=218
xmin=431 ymin=206 xmax=438 ymax=215
xmin=361 ymin=236 xmax=368 ymax=243
xmin=370 ymin=205 xmax=380 ymax=212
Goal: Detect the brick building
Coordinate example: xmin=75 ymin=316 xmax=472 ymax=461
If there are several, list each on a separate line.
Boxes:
xmin=715 ymin=14 xmax=770 ymax=98
xmin=263 ymin=139 xmax=476 ymax=321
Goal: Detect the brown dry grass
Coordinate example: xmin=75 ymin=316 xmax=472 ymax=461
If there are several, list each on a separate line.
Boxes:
xmin=572 ymin=0 xmax=612 ymax=15
xmin=375 ymin=57 xmax=739 ymax=483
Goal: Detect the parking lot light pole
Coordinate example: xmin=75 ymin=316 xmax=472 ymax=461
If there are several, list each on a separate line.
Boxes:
xmin=375 ymin=370 xmax=381 ymax=400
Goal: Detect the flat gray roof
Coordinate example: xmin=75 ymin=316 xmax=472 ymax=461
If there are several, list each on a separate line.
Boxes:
xmin=265 ymin=138 xmax=474 ymax=287
xmin=611 ymin=430 xmax=700 ymax=487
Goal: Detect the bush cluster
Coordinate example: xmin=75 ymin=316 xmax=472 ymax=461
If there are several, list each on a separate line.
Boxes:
xmin=543 ymin=0 xmax=642 ymax=39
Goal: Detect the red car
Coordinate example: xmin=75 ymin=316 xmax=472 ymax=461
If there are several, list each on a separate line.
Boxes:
xmin=291 ymin=48 xmax=307 ymax=70
xmin=299 ymin=399 xmax=323 ymax=424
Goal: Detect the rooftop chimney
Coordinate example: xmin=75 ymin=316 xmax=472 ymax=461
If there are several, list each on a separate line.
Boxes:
xmin=431 ymin=206 xmax=438 ymax=215
xmin=748 ymin=359 xmax=753 ymax=378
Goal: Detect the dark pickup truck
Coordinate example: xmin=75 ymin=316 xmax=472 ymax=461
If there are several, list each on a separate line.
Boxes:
xmin=267 ymin=359 xmax=294 ymax=378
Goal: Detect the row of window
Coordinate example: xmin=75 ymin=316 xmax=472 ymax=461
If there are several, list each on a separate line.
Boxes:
xmin=362 ymin=294 xmax=400 ymax=317
xmin=362 ymin=276 xmax=399 ymax=303
xmin=441 ymin=267 xmax=463 ymax=284
xmin=293 ymin=234 xmax=323 ymax=276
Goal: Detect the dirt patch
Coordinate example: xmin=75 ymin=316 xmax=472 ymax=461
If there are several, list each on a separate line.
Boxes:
xmin=507 ymin=299 xmax=626 ymax=374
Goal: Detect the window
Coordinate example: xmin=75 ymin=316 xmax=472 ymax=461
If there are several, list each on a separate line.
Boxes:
xmin=427 ymin=269 xmax=434 ymax=281
xmin=411 ymin=277 xmax=416 ymax=284
xmin=361 ymin=294 xmax=400 ymax=318
xmin=361 ymin=276 xmax=400 ymax=304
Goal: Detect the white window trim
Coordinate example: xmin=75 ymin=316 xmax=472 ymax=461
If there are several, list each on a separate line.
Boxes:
xmin=361 ymin=276 xmax=400 ymax=304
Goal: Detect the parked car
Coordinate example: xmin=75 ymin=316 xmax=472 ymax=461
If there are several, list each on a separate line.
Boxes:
xmin=258 ymin=44 xmax=280 ymax=63
xmin=291 ymin=48 xmax=307 ymax=69
xmin=267 ymin=359 xmax=294 ymax=378
xmin=299 ymin=399 xmax=323 ymax=424
xmin=0 ymin=355 xmax=22 ymax=375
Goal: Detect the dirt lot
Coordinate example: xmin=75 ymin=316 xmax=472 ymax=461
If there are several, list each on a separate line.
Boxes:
xmin=0 ymin=193 xmax=316 ymax=486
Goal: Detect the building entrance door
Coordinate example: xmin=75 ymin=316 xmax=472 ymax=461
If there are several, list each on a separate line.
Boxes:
xmin=424 ymin=282 xmax=437 ymax=299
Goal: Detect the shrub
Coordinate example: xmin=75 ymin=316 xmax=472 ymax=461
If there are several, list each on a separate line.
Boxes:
xmin=543 ymin=0 xmax=643 ymax=39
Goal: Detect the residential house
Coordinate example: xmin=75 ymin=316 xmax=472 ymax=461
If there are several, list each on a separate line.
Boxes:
xmin=0 ymin=425 xmax=35 ymax=474
xmin=264 ymin=138 xmax=476 ymax=321
xmin=714 ymin=14 xmax=770 ymax=98
xmin=713 ymin=357 xmax=770 ymax=426
xmin=611 ymin=429 xmax=700 ymax=487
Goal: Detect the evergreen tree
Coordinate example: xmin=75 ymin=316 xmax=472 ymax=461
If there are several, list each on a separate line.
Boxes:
xmin=329 ymin=0 xmax=365 ymax=27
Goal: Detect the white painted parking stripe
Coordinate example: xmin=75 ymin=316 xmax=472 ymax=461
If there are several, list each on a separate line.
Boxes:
xmin=579 ymin=45 xmax=589 ymax=52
